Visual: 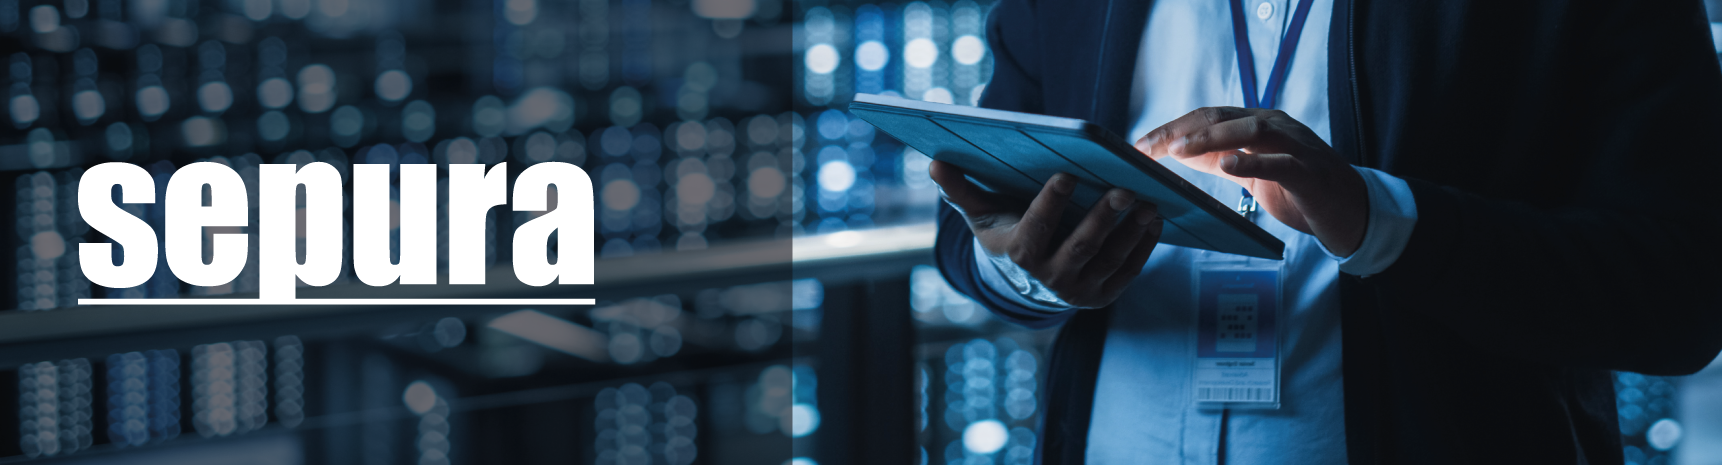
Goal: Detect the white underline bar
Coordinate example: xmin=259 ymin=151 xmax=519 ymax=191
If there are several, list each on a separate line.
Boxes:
xmin=77 ymin=299 xmax=596 ymax=306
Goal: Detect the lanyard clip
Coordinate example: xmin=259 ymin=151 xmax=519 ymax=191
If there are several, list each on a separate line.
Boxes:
xmin=1236 ymin=188 xmax=1257 ymax=219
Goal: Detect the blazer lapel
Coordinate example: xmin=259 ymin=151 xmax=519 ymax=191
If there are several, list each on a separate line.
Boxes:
xmin=1088 ymin=0 xmax=1153 ymax=134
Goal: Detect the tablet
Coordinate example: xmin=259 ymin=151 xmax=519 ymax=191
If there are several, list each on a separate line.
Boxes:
xmin=849 ymin=93 xmax=1284 ymax=260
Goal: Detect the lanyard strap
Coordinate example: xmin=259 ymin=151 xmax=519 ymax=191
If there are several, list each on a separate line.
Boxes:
xmin=1227 ymin=0 xmax=1317 ymax=110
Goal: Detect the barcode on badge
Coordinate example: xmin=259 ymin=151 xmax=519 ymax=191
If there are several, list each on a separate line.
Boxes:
xmin=1195 ymin=387 xmax=1274 ymax=402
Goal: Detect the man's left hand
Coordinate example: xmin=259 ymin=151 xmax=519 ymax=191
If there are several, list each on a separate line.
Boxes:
xmin=1134 ymin=107 xmax=1369 ymax=257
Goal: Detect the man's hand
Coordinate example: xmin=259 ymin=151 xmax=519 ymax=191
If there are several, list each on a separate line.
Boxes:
xmin=930 ymin=160 xmax=1162 ymax=308
xmin=1134 ymin=107 xmax=1369 ymax=257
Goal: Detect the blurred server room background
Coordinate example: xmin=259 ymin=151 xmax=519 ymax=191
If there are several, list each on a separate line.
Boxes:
xmin=1 ymin=0 xmax=1721 ymax=464
xmin=794 ymin=1 xmax=1722 ymax=464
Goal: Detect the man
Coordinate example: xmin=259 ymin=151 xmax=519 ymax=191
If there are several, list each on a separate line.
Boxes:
xmin=929 ymin=0 xmax=1722 ymax=463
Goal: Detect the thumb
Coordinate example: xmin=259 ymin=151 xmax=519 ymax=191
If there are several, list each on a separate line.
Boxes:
xmin=1220 ymin=153 xmax=1306 ymax=184
xmin=929 ymin=160 xmax=1012 ymax=217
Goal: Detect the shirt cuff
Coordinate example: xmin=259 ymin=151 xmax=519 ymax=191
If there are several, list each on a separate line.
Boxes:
xmin=972 ymin=238 xmax=1081 ymax=312
xmin=1322 ymin=167 xmax=1418 ymax=277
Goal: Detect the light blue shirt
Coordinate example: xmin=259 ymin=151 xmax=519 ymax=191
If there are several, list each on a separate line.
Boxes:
xmin=972 ymin=0 xmax=1420 ymax=462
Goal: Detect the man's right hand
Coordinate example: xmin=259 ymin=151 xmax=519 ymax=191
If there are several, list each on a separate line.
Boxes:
xmin=930 ymin=160 xmax=1163 ymax=308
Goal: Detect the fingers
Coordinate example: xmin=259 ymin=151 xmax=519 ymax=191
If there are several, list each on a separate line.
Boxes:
xmin=1009 ymin=173 xmax=1077 ymax=263
xmin=1101 ymin=212 xmax=1163 ymax=295
xmin=1135 ymin=107 xmax=1257 ymax=158
xmin=930 ymin=160 xmax=1172 ymax=308
xmin=1045 ymin=188 xmax=1134 ymax=284
xmin=1220 ymin=152 xmax=1308 ymax=187
xmin=1165 ymin=115 xmax=1288 ymax=157
xmin=1080 ymin=201 xmax=1158 ymax=282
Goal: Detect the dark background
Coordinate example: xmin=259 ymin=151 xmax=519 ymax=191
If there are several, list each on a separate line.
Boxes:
xmin=0 ymin=0 xmax=1719 ymax=464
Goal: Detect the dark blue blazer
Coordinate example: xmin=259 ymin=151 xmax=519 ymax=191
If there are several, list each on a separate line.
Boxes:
xmin=933 ymin=0 xmax=1722 ymax=463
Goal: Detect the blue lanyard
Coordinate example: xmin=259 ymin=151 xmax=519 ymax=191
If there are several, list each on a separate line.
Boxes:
xmin=1227 ymin=0 xmax=1317 ymax=110
xmin=1229 ymin=0 xmax=1314 ymax=210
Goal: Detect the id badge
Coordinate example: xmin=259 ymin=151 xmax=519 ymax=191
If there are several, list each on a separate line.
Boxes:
xmin=1191 ymin=260 xmax=1282 ymax=409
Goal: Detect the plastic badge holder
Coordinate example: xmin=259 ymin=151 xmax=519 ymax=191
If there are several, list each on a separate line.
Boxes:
xmin=1190 ymin=259 xmax=1283 ymax=410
